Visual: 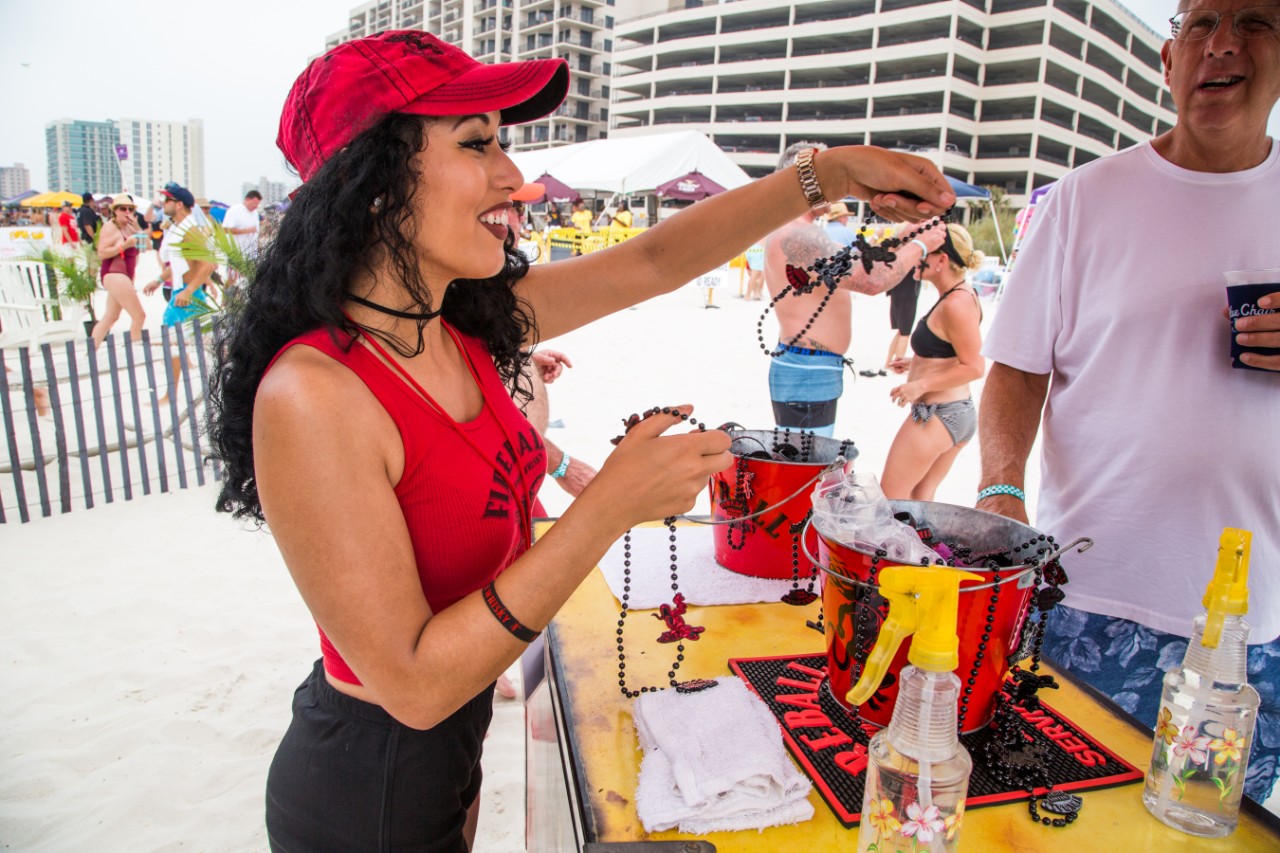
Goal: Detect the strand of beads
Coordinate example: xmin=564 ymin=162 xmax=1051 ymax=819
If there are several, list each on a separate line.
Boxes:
xmin=756 ymin=208 xmax=952 ymax=362
xmin=613 ymin=407 xmax=711 ymax=699
xmin=617 ymin=520 xmax=688 ymax=698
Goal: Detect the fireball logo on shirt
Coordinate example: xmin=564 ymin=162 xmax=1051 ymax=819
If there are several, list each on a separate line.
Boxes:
xmin=483 ymin=426 xmax=546 ymax=520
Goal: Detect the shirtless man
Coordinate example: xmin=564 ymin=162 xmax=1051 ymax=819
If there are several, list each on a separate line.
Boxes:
xmin=765 ymin=142 xmax=945 ymax=436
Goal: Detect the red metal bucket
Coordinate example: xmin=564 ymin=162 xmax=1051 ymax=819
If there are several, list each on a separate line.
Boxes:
xmin=813 ymin=500 xmax=1047 ymax=733
xmin=708 ymin=429 xmax=857 ymax=580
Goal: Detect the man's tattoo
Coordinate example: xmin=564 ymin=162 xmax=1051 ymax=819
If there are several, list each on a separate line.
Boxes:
xmin=780 ymin=224 xmax=841 ymax=269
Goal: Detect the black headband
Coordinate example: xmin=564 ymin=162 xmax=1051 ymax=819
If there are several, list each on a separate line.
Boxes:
xmin=939 ymin=227 xmax=967 ymax=268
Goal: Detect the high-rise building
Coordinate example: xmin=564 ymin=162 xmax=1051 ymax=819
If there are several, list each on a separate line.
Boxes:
xmin=45 ymin=117 xmax=205 ymax=200
xmin=320 ymin=0 xmax=1175 ymax=205
xmin=323 ymin=0 xmax=616 ymax=150
xmin=0 ymin=163 xmax=31 ymax=198
xmin=45 ymin=119 xmax=121 ymax=194
xmin=115 ymin=118 xmax=206 ymax=201
xmin=242 ymin=176 xmax=299 ymax=205
xmin=611 ymin=0 xmax=1176 ymax=205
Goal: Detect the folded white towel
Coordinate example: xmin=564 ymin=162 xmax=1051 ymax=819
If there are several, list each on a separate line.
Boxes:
xmin=634 ymin=677 xmax=814 ymax=834
xmin=600 ymin=525 xmax=803 ymax=609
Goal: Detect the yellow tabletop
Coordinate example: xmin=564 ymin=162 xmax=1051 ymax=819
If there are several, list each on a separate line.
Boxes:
xmin=542 ymin=525 xmax=1280 ymax=852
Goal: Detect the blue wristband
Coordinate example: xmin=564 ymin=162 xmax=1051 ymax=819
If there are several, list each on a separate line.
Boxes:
xmin=550 ymin=454 xmax=570 ymax=479
xmin=977 ymin=484 xmax=1025 ymax=502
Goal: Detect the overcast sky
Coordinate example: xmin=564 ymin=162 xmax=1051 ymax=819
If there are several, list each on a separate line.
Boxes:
xmin=1 ymin=0 xmax=1276 ymax=201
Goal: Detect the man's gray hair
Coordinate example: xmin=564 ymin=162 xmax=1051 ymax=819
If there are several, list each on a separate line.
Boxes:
xmin=776 ymin=141 xmax=828 ymax=173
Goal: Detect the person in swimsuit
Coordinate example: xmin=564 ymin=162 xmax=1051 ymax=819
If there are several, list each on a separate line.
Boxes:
xmin=90 ymin=194 xmax=147 ymax=349
xmin=880 ymin=223 xmax=986 ymax=501
xmin=206 ymin=30 xmax=954 ymax=852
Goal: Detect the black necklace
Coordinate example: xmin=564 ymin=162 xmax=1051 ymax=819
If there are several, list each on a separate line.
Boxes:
xmin=613 ymin=407 xmax=718 ymax=698
xmin=348 ymin=293 xmax=444 ymax=320
xmin=757 ymin=209 xmax=951 ymax=361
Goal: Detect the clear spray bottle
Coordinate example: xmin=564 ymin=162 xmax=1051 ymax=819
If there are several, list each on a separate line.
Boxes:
xmin=1142 ymin=527 xmax=1258 ymax=837
xmin=849 ymin=565 xmax=982 ymax=853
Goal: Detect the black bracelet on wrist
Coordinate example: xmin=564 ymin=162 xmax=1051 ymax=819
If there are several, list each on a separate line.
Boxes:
xmin=482 ymin=581 xmax=541 ymax=643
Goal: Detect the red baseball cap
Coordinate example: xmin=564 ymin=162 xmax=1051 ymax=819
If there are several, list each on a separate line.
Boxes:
xmin=278 ymin=30 xmax=569 ymax=183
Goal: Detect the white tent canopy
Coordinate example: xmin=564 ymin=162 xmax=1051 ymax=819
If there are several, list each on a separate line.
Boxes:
xmin=510 ymin=131 xmax=751 ymax=196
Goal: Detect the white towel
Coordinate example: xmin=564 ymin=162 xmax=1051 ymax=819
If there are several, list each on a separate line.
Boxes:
xmin=600 ymin=525 xmax=805 ymax=609
xmin=633 ymin=677 xmax=814 ymax=834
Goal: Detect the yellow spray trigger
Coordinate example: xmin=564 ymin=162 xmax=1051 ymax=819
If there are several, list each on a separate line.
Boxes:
xmin=1200 ymin=528 xmax=1252 ymax=649
xmin=845 ymin=565 xmax=983 ymax=707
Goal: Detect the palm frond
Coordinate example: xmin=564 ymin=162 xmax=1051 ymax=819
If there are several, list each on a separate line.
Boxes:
xmin=176 ymin=220 xmax=257 ymax=283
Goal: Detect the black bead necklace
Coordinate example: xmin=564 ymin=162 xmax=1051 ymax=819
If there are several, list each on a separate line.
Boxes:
xmin=757 ymin=210 xmax=951 ymax=361
xmin=972 ymin=544 xmax=1083 ymax=829
xmin=779 ymin=510 xmax=820 ymax=606
xmin=613 ymin=407 xmax=717 ymax=698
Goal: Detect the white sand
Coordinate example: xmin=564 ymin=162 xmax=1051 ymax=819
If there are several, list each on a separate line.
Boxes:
xmin=2 ymin=262 xmax=1031 ymax=851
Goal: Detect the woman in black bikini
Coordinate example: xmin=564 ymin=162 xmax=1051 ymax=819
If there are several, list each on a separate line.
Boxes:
xmin=90 ymin=194 xmax=147 ymax=348
xmin=880 ymin=223 xmax=986 ymax=501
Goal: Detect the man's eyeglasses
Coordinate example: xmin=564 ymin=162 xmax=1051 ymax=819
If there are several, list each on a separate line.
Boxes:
xmin=1170 ymin=6 xmax=1280 ymax=40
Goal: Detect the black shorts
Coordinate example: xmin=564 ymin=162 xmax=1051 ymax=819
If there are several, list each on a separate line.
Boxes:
xmin=888 ymin=276 xmax=922 ymax=336
xmin=771 ymin=398 xmax=838 ymax=431
xmin=266 ymin=659 xmax=495 ymax=852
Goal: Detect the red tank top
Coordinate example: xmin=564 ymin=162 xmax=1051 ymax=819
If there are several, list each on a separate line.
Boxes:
xmin=266 ymin=324 xmax=546 ymax=684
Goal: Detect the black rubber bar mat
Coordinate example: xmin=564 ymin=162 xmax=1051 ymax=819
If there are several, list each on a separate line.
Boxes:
xmin=730 ymin=653 xmax=1144 ymax=827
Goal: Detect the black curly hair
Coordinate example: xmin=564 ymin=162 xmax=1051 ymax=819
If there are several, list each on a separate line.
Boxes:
xmin=207 ymin=112 xmax=536 ymax=523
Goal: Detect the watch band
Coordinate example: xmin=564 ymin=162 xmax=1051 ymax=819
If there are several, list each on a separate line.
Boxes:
xmin=794 ymin=147 xmax=829 ymax=210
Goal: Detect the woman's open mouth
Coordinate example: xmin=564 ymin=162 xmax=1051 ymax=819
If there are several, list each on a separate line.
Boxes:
xmin=479 ymin=209 xmax=509 ymax=240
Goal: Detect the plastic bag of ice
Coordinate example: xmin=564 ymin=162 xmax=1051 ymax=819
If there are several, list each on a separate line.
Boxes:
xmin=810 ymin=469 xmax=939 ymax=566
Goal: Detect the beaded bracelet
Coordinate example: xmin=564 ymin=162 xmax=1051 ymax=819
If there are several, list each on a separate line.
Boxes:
xmin=481 ymin=582 xmax=541 ymax=643
xmin=978 ymin=484 xmax=1026 ymax=502
xmin=549 ymin=454 xmax=571 ymax=480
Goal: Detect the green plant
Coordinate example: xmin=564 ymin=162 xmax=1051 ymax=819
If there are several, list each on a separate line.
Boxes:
xmin=17 ymin=235 xmax=101 ymax=323
xmin=965 ymin=186 xmax=1017 ymax=264
xmin=169 ymin=217 xmax=253 ymax=331
xmin=175 ymin=219 xmax=256 ymax=293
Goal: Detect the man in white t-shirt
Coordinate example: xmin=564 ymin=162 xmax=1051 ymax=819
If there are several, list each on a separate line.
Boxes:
xmin=222 ymin=189 xmax=262 ymax=261
xmin=978 ymin=0 xmax=1280 ymax=805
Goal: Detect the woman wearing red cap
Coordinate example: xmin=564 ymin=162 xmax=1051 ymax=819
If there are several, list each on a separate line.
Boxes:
xmin=208 ymin=30 xmax=954 ymax=851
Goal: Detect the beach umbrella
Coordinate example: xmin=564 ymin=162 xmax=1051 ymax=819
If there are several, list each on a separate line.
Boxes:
xmin=654 ymin=170 xmax=726 ymax=201
xmin=24 ymin=190 xmax=84 ymax=208
xmin=2 ymin=189 xmax=41 ymax=207
xmin=526 ymin=173 xmax=581 ymax=204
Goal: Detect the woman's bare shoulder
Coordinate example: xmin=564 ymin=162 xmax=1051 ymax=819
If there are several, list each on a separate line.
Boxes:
xmin=256 ymin=343 xmax=379 ymax=422
xmin=938 ymin=287 xmax=982 ymax=320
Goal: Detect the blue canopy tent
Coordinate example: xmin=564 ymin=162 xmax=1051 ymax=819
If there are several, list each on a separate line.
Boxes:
xmin=943 ymin=177 xmax=1008 ymax=265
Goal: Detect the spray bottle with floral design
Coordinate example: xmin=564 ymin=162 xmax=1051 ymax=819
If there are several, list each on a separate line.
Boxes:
xmin=850 ymin=565 xmax=981 ymax=853
xmin=1142 ymin=527 xmax=1258 ymax=838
